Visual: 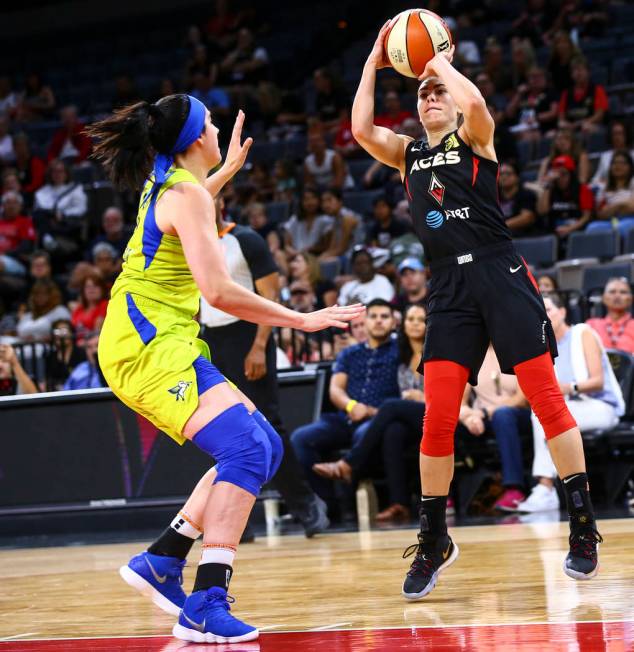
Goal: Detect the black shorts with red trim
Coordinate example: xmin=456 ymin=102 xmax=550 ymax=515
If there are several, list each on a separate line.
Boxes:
xmin=421 ymin=241 xmax=557 ymax=385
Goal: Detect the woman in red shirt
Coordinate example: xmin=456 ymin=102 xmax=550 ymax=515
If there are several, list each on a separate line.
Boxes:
xmin=71 ymin=271 xmax=108 ymax=343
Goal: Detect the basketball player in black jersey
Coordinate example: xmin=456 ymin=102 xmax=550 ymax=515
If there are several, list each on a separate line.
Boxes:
xmin=352 ymin=22 xmax=602 ymax=600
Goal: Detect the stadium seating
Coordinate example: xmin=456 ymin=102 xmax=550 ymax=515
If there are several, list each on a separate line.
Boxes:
xmin=567 ymin=230 xmax=620 ymax=261
xmin=513 ymin=235 xmax=558 ymax=269
xmin=582 ymin=262 xmax=632 ymax=293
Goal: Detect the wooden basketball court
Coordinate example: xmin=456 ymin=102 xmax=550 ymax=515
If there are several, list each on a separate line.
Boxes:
xmin=1 ymin=517 xmax=633 ymax=651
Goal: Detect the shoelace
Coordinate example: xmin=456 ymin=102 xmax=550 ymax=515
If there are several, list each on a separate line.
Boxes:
xmin=569 ymin=526 xmax=603 ymax=559
xmin=204 ymin=590 xmax=236 ymax=612
xmin=402 ymin=536 xmax=435 ymax=577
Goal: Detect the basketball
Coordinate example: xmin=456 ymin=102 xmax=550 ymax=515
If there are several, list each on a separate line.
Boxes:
xmin=384 ymin=9 xmax=453 ymax=78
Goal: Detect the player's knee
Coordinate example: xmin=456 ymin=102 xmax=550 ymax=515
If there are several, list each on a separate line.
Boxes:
xmin=514 ymin=353 xmax=577 ymax=439
xmin=420 ymin=400 xmax=458 ymax=456
xmin=191 ymin=404 xmax=272 ymax=497
xmin=251 ymin=410 xmax=284 ymax=482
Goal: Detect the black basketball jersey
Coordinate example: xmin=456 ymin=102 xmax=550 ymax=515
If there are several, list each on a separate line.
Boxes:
xmin=403 ymin=130 xmax=511 ymax=262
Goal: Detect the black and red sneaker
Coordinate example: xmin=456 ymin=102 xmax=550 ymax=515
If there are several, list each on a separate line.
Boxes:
xmin=564 ymin=518 xmax=602 ymax=580
xmin=401 ymin=533 xmax=459 ymax=600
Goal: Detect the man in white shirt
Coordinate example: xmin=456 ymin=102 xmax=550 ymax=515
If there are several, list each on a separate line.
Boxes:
xmin=338 ymin=247 xmax=395 ymax=305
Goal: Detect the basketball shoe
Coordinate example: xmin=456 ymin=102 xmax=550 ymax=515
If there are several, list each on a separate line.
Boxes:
xmin=172 ymin=587 xmax=259 ymax=643
xmin=119 ymin=551 xmax=186 ymax=616
xmin=402 ymin=532 xmax=459 ymax=600
xmin=564 ymin=518 xmax=602 ymax=580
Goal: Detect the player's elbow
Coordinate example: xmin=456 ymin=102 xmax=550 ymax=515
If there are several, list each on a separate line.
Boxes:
xmin=463 ymin=96 xmax=488 ymax=120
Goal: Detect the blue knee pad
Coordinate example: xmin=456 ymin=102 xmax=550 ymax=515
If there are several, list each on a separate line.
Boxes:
xmin=192 ymin=404 xmax=272 ymax=497
xmin=252 ymin=410 xmax=284 ymax=482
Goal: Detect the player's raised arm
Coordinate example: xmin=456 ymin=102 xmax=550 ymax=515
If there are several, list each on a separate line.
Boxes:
xmin=419 ymin=48 xmax=495 ymax=158
xmin=172 ymin=183 xmax=364 ymax=331
xmin=351 ymin=21 xmax=412 ymax=175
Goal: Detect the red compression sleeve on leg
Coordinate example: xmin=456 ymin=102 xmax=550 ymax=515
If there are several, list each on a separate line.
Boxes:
xmin=514 ymin=352 xmax=577 ymax=440
xmin=420 ymin=360 xmax=470 ymax=456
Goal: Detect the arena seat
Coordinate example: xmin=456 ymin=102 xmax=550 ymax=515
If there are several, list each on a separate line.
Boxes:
xmin=513 ymin=235 xmax=558 ymax=269
xmin=265 ymin=201 xmax=290 ymax=225
xmin=555 ymin=258 xmax=600 ymax=291
xmin=566 ymin=230 xmax=619 ymax=260
xmin=582 ymin=262 xmax=632 ymax=293
xmin=348 ymin=159 xmax=374 ymax=187
xmin=342 ymin=189 xmax=384 ymax=217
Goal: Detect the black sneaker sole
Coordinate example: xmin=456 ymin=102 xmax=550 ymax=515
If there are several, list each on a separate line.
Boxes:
xmin=401 ymin=542 xmax=460 ymax=601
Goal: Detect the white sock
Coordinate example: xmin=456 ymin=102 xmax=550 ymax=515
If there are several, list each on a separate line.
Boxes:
xmin=201 ymin=545 xmax=236 ymax=567
xmin=170 ymin=511 xmax=203 ymax=539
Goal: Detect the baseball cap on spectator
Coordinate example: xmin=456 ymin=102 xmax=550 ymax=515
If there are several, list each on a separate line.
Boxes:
xmin=551 ymin=155 xmax=576 ymax=171
xmin=398 ymin=257 xmax=424 ymax=274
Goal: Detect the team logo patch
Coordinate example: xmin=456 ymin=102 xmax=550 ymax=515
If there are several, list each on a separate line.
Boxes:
xmin=168 ymin=380 xmax=192 ymax=401
xmin=428 ymin=172 xmax=445 ymax=206
xmin=445 ymin=133 xmax=459 ymax=151
xmin=426 ymin=210 xmax=445 ymax=229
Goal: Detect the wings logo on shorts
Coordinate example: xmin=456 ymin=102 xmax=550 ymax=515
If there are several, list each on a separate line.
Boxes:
xmin=168 ymin=380 xmax=192 ymax=401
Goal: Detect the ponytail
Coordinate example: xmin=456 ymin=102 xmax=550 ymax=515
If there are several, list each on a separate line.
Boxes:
xmin=86 ymin=94 xmax=191 ymax=191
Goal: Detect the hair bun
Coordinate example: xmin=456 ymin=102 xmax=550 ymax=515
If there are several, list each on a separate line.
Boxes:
xmin=148 ymin=103 xmax=162 ymax=119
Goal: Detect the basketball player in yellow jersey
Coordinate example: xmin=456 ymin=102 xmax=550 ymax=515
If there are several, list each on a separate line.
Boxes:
xmin=88 ymin=94 xmax=364 ymax=644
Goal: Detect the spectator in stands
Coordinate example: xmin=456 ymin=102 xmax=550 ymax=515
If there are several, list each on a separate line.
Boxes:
xmin=319 ymin=188 xmax=361 ymax=261
xmin=510 ymin=37 xmax=536 ymax=89
xmin=0 ymin=343 xmax=37 ymax=396
xmin=71 ymin=272 xmax=108 ymax=344
xmin=47 ymin=318 xmax=86 ymax=390
xmin=47 ymin=105 xmax=92 ymax=165
xmin=338 ymin=247 xmax=394 ymax=305
xmin=587 ymin=278 xmax=634 ymax=354
xmin=498 ymin=162 xmax=538 ymax=237
xmin=511 ymin=0 xmax=556 ymax=47
xmin=16 ymin=73 xmax=55 ymax=122
xmin=33 ymin=159 xmax=87 ymax=259
xmin=205 ymin=0 xmax=244 ymax=51
xmin=220 ymin=27 xmax=269 ymax=86
xmin=88 ymin=206 xmax=130 ymax=259
xmin=291 ymin=299 xmax=400 ymax=513
xmin=367 ymin=196 xmax=410 ymax=248
xmin=12 ymin=133 xmax=45 ymax=207
xmin=313 ymin=303 xmax=427 ymax=522
xmin=304 ymin=132 xmax=354 ymax=191
xmin=548 ymin=30 xmax=580 ymax=90
xmin=474 ymin=71 xmax=506 ymax=123
xmin=0 ymin=115 xmax=15 ymax=164
xmin=190 ymin=72 xmax=230 ymax=119
xmin=1 ymin=169 xmax=22 ymax=195
xmin=538 ymin=127 xmax=590 ymax=185
xmin=537 ymin=155 xmax=594 ymax=238
xmin=587 ymin=151 xmax=634 ymax=236
xmin=506 ymin=67 xmax=559 ymax=140
xmin=334 ymin=109 xmax=362 ymax=159
xmin=91 ymin=242 xmax=120 ymax=287
xmin=282 ymin=188 xmax=333 ymax=257
xmin=0 ymin=190 xmax=36 ymax=275
xmin=516 ymin=293 xmax=624 ymax=512
xmin=28 ymin=250 xmax=53 ymax=288
xmin=245 ymin=201 xmax=283 ymax=265
xmin=456 ymin=344 xmax=531 ymax=512
xmin=537 ymin=274 xmax=558 ymax=293
xmin=112 ymin=74 xmax=140 ymax=109
xmin=444 ymin=17 xmax=480 ymax=67
xmin=272 ymin=159 xmax=297 ymax=203
xmin=312 ymin=68 xmax=349 ymax=133
xmin=558 ymin=57 xmax=608 ymax=134
xmin=288 ymin=252 xmax=336 ymax=308
xmin=270 ymin=89 xmax=307 ymax=142
xmin=248 ymin=161 xmax=275 ymax=203
xmin=591 ymin=121 xmax=634 ymax=187
xmin=185 ymin=44 xmax=219 ymax=89
xmin=0 ymin=76 xmax=19 ymax=119
xmin=482 ymin=38 xmax=512 ymax=96
xmin=375 ymin=91 xmax=413 ymax=131
xmin=333 ymin=313 xmax=367 ymax=356
xmin=392 ymin=258 xmax=427 ymax=314
xmin=63 ymin=334 xmax=104 ymax=390
xmin=17 ymin=279 xmax=70 ymax=342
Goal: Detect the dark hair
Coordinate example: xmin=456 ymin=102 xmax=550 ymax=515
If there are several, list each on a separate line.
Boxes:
xmin=80 ymin=272 xmax=108 ymax=309
xmin=28 ymin=279 xmax=63 ymax=318
xmin=537 ymin=273 xmax=558 ymax=290
xmin=351 ymin=246 xmax=372 ymax=263
xmin=542 ymin=291 xmax=564 ymax=309
xmin=366 ymin=298 xmax=393 ymax=312
xmin=398 ymin=303 xmax=426 ymax=365
xmin=31 ymin=249 xmax=50 ymax=264
xmin=322 ymin=187 xmax=342 ymax=201
xmin=86 ymin=94 xmax=195 ymax=190
xmin=610 ymin=119 xmax=633 ymax=148
xmin=45 ymin=158 xmax=71 ymax=185
xmin=373 ymin=195 xmax=393 ymax=209
xmin=501 ymin=160 xmax=520 ymax=176
xmin=607 ymin=150 xmax=634 ymax=192
xmin=298 ymin=188 xmax=321 ymax=219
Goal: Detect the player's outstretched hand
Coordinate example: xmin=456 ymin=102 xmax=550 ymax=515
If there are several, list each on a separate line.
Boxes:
xmin=368 ymin=20 xmax=392 ymax=70
xmin=300 ymin=304 xmax=366 ymax=332
xmin=223 ymin=110 xmax=253 ymax=176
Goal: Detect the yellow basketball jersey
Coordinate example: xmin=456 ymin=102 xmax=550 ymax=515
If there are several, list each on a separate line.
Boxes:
xmin=111 ymin=167 xmax=201 ymax=318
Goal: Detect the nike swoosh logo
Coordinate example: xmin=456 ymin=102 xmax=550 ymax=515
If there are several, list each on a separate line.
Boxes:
xmin=183 ymin=612 xmax=206 ymax=633
xmin=145 ymin=557 xmax=167 ymax=584
xmin=442 ymin=544 xmax=451 ymax=560
xmin=563 ymin=474 xmax=581 ymax=484
xmin=510 ymin=265 xmax=522 ymax=273
xmin=420 ymin=497 xmax=439 ymax=502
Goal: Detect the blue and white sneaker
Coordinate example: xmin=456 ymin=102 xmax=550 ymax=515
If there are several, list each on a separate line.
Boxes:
xmin=119 ymin=551 xmax=186 ymax=616
xmin=172 ymin=587 xmax=259 ymax=643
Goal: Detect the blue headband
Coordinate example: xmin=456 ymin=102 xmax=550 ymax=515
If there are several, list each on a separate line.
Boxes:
xmin=152 ymin=95 xmax=207 ymax=186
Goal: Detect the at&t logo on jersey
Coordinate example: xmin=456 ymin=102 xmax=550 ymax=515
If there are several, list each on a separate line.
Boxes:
xmin=425 ymin=207 xmax=471 ymax=229
xmin=410 ymin=151 xmax=461 ymax=174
